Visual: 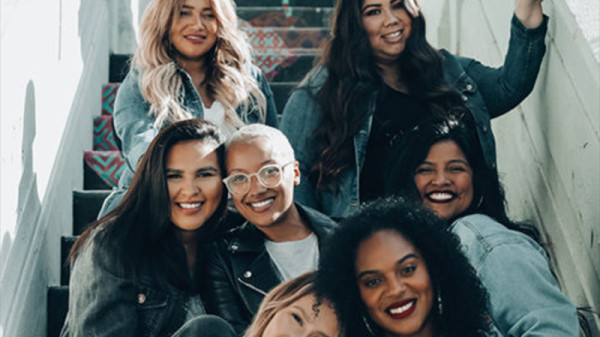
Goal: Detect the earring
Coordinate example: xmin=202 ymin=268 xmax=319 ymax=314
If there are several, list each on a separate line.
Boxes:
xmin=437 ymin=290 xmax=443 ymax=315
xmin=476 ymin=195 xmax=484 ymax=209
xmin=362 ymin=315 xmax=375 ymax=336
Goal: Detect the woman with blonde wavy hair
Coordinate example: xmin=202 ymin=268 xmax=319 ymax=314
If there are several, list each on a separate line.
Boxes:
xmin=99 ymin=0 xmax=278 ymax=217
xmin=244 ymin=272 xmax=340 ymax=337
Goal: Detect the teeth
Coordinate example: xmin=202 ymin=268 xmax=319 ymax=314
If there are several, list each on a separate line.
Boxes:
xmin=385 ymin=31 xmax=401 ymax=38
xmin=389 ymin=301 xmax=413 ymax=314
xmin=179 ymin=202 xmax=201 ymax=209
xmin=429 ymin=192 xmax=453 ymax=201
xmin=186 ymin=35 xmax=203 ymax=40
xmin=250 ymin=198 xmax=274 ymax=208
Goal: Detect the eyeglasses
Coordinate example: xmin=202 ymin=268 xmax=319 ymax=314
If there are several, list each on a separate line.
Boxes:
xmin=223 ymin=161 xmax=294 ymax=196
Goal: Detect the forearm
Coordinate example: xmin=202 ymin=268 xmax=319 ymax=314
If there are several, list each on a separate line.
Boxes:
xmin=515 ymin=0 xmax=544 ymax=28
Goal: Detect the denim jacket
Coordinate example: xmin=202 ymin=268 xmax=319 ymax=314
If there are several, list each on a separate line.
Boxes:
xmin=61 ymin=230 xmax=207 ymax=337
xmin=201 ymin=204 xmax=337 ymax=334
xmin=280 ymin=14 xmax=548 ymax=219
xmin=99 ymin=64 xmax=278 ymax=217
xmin=451 ymin=214 xmax=579 ymax=336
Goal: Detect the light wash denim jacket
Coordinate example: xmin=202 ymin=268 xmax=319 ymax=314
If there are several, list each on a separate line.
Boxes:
xmin=452 ymin=214 xmax=579 ymax=336
xmin=99 ymin=64 xmax=278 ymax=216
xmin=61 ymin=230 xmax=207 ymax=337
xmin=280 ymin=14 xmax=548 ymax=219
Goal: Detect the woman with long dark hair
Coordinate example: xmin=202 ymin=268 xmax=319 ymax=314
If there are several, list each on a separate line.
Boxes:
xmin=280 ymin=0 xmax=547 ymax=219
xmin=389 ymin=114 xmax=579 ymax=336
xmin=99 ymin=0 xmax=278 ymax=217
xmin=61 ymin=119 xmax=236 ymax=336
xmin=317 ymin=196 xmax=493 ymax=337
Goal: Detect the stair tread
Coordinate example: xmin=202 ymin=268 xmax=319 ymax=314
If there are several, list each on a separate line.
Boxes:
xmin=47 ymin=285 xmax=69 ymax=337
xmin=72 ymin=190 xmax=111 ymax=234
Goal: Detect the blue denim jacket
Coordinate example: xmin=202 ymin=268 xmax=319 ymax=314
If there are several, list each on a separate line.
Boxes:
xmin=451 ymin=214 xmax=579 ymax=336
xmin=99 ymin=64 xmax=278 ymax=217
xmin=61 ymin=230 xmax=208 ymax=337
xmin=280 ymin=14 xmax=548 ymax=218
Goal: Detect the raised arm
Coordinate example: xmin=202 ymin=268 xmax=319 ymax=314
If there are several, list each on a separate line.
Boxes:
xmin=515 ymin=0 xmax=544 ymax=29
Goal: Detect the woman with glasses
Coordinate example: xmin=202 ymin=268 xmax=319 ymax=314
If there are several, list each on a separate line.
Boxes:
xmin=200 ymin=124 xmax=337 ymax=335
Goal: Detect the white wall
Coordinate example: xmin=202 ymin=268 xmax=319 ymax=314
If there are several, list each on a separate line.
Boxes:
xmin=423 ymin=0 xmax=599 ymax=332
xmin=0 ymin=0 xmax=110 ymax=335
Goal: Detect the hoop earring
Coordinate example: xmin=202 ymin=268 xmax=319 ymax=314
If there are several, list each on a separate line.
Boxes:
xmin=362 ymin=315 xmax=375 ymax=336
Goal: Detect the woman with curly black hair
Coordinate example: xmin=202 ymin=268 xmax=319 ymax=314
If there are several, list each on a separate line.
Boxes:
xmin=280 ymin=0 xmax=547 ymax=219
xmin=316 ymin=196 xmax=492 ymax=337
xmin=387 ymin=114 xmax=579 ymax=336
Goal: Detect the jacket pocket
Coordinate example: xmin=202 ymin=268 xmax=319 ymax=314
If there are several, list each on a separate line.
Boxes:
xmin=136 ymin=285 xmax=170 ymax=337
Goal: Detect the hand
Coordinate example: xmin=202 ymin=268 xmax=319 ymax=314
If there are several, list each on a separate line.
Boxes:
xmin=404 ymin=0 xmax=420 ymax=18
xmin=515 ymin=0 xmax=544 ymax=28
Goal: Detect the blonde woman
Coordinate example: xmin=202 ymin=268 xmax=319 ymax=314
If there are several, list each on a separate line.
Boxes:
xmin=243 ymin=272 xmax=340 ymax=337
xmin=99 ymin=0 xmax=277 ymax=217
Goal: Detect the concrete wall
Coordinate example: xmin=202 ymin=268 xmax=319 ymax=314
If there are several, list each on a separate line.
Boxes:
xmin=0 ymin=0 xmax=110 ymax=335
xmin=423 ymin=0 xmax=599 ymax=332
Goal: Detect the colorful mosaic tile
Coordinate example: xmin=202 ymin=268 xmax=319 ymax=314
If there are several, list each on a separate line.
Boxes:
xmin=101 ymin=83 xmax=120 ymax=115
xmin=84 ymin=150 xmax=125 ymax=188
xmin=93 ymin=115 xmax=119 ymax=151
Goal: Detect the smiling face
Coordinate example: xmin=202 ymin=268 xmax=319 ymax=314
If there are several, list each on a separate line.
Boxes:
xmin=414 ymin=140 xmax=474 ymax=220
xmin=361 ymin=0 xmax=412 ymax=66
xmin=169 ymin=0 xmax=218 ymax=62
xmin=356 ymin=230 xmax=434 ymax=337
xmin=226 ymin=136 xmax=300 ymax=229
xmin=262 ymin=294 xmax=339 ymax=337
xmin=166 ymin=139 xmax=223 ymax=231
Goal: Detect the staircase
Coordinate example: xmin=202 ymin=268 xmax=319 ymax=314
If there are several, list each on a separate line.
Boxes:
xmin=46 ymin=1 xmax=334 ymax=336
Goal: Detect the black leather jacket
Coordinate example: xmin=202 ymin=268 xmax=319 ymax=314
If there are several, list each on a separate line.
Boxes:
xmin=201 ymin=203 xmax=337 ymax=334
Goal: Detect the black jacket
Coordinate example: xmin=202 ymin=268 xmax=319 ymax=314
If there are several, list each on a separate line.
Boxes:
xmin=201 ymin=203 xmax=337 ymax=334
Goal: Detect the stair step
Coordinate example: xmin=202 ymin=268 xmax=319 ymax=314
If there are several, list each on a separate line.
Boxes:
xmin=102 ymin=83 xmax=120 ymax=116
xmin=236 ymin=0 xmax=334 ymax=6
xmin=242 ymin=25 xmax=329 ymax=50
xmin=270 ymin=82 xmax=298 ymax=113
xmin=109 ymin=54 xmax=131 ymax=83
xmin=93 ymin=115 xmax=120 ymax=151
xmin=238 ymin=7 xmax=333 ymax=27
xmin=255 ymin=53 xmax=318 ymax=82
xmin=61 ymin=236 xmax=78 ymax=286
xmin=73 ymin=190 xmax=110 ymax=235
xmin=83 ymin=150 xmax=125 ymax=190
xmin=47 ymin=285 xmax=69 ymax=337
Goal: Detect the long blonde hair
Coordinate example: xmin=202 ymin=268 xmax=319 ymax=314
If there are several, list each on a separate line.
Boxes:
xmin=243 ymin=272 xmax=342 ymax=337
xmin=132 ymin=0 xmax=266 ymax=128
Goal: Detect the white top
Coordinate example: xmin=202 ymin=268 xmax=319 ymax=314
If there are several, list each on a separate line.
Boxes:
xmin=264 ymin=232 xmax=319 ymax=281
xmin=203 ymin=100 xmax=235 ymax=138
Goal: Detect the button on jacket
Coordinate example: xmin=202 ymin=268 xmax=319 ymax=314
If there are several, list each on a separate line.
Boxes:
xmin=452 ymin=214 xmax=579 ymax=336
xmin=280 ymin=14 xmax=548 ymax=219
xmin=201 ymin=203 xmax=337 ymax=334
xmin=99 ymin=64 xmax=278 ymax=217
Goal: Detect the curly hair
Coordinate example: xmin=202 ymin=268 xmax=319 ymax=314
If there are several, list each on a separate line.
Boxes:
xmin=386 ymin=112 xmax=541 ymax=241
xmin=308 ymin=0 xmax=462 ymax=190
xmin=69 ymin=119 xmax=228 ymax=289
xmin=316 ymin=196 xmax=490 ymax=337
xmin=132 ymin=0 xmax=266 ymax=128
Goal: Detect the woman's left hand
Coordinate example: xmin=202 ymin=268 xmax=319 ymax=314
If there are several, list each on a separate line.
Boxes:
xmin=515 ymin=0 xmax=544 ymax=29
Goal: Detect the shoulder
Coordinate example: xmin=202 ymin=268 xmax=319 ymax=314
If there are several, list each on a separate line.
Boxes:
xmin=296 ymin=202 xmax=337 ymax=236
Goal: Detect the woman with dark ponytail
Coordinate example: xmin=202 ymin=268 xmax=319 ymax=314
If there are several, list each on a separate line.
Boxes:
xmin=280 ymin=0 xmax=547 ymax=219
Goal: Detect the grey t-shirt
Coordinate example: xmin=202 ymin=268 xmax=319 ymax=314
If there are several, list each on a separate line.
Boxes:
xmin=264 ymin=232 xmax=319 ymax=281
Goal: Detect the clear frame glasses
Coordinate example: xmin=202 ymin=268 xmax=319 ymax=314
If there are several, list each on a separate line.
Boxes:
xmin=223 ymin=161 xmax=294 ymax=196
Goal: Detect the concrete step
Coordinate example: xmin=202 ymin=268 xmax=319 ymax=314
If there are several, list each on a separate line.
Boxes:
xmin=244 ymin=26 xmax=329 ymax=50
xmin=61 ymin=236 xmax=77 ymax=286
xmin=238 ymin=6 xmax=333 ymax=27
xmin=257 ymin=53 xmax=318 ymax=82
xmin=47 ymin=285 xmax=69 ymax=337
xmin=235 ymin=0 xmax=334 ymax=6
xmin=73 ymin=190 xmax=110 ymax=235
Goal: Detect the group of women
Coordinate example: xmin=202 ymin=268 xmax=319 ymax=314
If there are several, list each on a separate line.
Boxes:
xmin=61 ymin=0 xmax=584 ymax=336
